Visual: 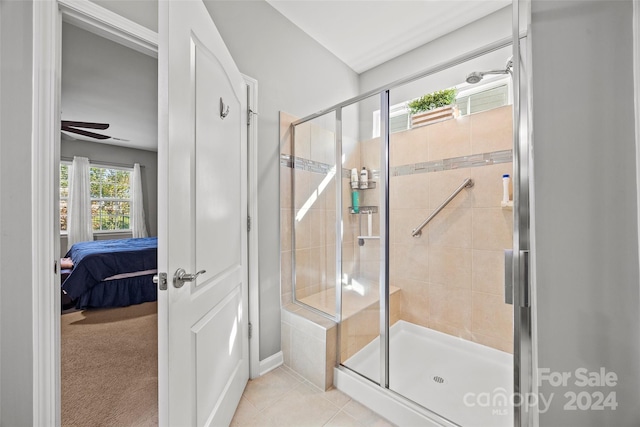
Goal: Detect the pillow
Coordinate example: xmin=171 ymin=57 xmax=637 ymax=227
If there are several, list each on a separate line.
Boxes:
xmin=60 ymin=257 xmax=74 ymax=269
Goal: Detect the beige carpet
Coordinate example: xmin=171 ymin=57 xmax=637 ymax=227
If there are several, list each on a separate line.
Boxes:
xmin=61 ymin=302 xmax=158 ymax=427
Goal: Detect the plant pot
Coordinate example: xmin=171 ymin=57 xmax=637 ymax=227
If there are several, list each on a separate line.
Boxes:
xmin=411 ymin=105 xmax=459 ymax=128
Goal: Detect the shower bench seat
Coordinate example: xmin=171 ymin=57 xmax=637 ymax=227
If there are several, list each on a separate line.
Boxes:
xmin=281 ymin=285 xmax=401 ymax=390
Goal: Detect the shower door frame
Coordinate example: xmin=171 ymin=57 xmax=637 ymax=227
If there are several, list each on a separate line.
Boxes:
xmin=290 ymin=1 xmax=534 ymax=424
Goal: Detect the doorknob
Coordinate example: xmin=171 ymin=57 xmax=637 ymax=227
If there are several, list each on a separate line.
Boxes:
xmin=173 ymin=268 xmax=206 ymax=288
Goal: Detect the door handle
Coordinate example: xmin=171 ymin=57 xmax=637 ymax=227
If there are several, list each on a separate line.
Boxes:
xmin=504 ymin=250 xmax=513 ymax=305
xmin=504 ymin=249 xmax=530 ymax=307
xmin=173 ymin=268 xmax=206 ymax=288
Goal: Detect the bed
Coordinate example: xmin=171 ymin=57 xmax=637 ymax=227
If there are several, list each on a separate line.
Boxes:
xmin=62 ymin=237 xmax=158 ymax=309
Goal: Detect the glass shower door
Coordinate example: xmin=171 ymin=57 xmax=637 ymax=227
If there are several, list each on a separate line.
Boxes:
xmin=386 ymin=56 xmax=515 ymax=426
xmin=291 ymin=112 xmax=337 ymax=318
xmin=337 ymin=96 xmax=384 ymax=384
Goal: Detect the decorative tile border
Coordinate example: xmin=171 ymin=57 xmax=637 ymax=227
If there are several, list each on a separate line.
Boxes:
xmin=391 ymin=149 xmax=513 ymax=177
xmin=281 ymin=149 xmax=513 ymax=178
xmin=280 ymin=154 xmax=333 ymax=175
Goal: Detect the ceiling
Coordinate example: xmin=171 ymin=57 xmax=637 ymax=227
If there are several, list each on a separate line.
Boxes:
xmin=60 ymin=1 xmax=508 ymax=152
xmin=61 ymin=23 xmax=158 ymax=152
xmin=265 ymin=0 xmax=510 ymax=73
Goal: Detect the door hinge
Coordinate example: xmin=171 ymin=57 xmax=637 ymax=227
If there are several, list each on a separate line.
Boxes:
xmin=248 ymin=322 xmax=253 ymax=339
xmin=247 ymin=215 xmax=252 ymax=232
xmin=54 ymin=259 xmax=58 ymax=275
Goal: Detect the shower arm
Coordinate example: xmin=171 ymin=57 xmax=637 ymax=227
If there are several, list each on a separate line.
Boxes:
xmin=480 ymin=69 xmax=511 ymax=78
xmin=411 ymin=178 xmax=474 ymax=237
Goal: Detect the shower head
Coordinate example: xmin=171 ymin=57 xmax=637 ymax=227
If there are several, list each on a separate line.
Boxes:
xmin=465 ymin=57 xmax=514 ymax=85
xmin=465 ymin=69 xmax=510 ymax=84
xmin=465 ymin=72 xmax=484 ymax=84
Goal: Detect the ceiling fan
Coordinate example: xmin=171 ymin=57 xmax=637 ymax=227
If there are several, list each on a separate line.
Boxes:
xmin=61 ymin=120 xmax=110 ymax=140
xmin=61 ymin=121 xmax=129 ymax=142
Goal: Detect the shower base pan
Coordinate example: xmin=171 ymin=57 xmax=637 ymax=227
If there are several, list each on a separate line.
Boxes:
xmin=338 ymin=320 xmax=513 ymax=427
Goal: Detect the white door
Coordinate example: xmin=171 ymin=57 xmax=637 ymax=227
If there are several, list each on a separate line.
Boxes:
xmin=157 ymin=0 xmax=249 ymax=426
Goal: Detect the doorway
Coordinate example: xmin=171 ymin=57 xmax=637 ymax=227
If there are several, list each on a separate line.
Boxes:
xmin=32 ymin=1 xmax=260 ymax=424
xmin=58 ymin=18 xmax=160 ymax=426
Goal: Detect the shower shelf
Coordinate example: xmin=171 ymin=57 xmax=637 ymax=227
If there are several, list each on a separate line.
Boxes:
xmin=349 ymin=206 xmax=378 ymax=214
xmin=501 ymin=200 xmax=513 ymax=210
xmin=358 ymin=181 xmax=376 ymax=190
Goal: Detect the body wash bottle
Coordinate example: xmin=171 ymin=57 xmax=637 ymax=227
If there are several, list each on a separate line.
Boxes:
xmin=352 ymin=190 xmax=360 ymax=213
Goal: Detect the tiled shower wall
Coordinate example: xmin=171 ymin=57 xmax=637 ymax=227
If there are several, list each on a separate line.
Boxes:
xmin=279 ymin=112 xmax=360 ymax=308
xmin=387 ymin=105 xmax=514 ymax=353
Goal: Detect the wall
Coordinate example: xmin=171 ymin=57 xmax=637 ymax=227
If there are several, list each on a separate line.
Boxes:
xmin=0 ymin=0 xmax=34 ymax=424
xmin=280 ymin=113 xmax=338 ymax=305
xmin=387 ymin=105 xmax=513 ymax=353
xmin=204 ymin=0 xmax=360 ymax=360
xmin=360 ymin=6 xmax=512 ymax=93
xmin=279 ymin=112 xmax=361 ymax=308
xmin=60 ymin=139 xmax=158 ymax=254
xmin=531 ymin=1 xmax=640 ymax=425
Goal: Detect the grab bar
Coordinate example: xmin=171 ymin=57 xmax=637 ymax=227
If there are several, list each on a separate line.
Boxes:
xmin=411 ymin=178 xmax=474 ymax=237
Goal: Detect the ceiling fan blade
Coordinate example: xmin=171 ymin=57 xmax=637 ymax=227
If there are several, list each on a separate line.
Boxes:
xmin=61 ymin=120 xmax=109 ymax=130
xmin=62 ymin=126 xmax=111 ymax=140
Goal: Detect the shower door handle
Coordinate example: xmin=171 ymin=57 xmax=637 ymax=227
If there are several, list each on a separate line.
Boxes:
xmin=504 ymin=249 xmax=530 ymax=307
xmin=519 ymin=250 xmax=530 ymax=308
xmin=504 ymin=250 xmax=513 ymax=305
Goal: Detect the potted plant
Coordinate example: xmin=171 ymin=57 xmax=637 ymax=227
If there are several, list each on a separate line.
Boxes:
xmin=407 ymin=88 xmax=459 ymax=128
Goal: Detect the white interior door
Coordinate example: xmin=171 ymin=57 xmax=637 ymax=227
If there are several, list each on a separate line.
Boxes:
xmin=157 ymin=1 xmax=249 ymax=426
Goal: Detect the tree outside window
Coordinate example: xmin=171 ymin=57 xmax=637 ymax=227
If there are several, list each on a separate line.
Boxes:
xmin=60 ymin=163 xmax=132 ymax=232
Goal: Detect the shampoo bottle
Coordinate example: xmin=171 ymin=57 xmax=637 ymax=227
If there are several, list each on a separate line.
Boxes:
xmin=502 ymin=174 xmax=510 ymax=203
xmin=351 ymin=168 xmax=359 ymax=189
xmin=360 ymin=167 xmax=368 ymax=189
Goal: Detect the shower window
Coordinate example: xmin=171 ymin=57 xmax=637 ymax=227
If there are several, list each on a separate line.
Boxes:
xmin=455 ymin=76 xmax=511 ymax=115
xmin=371 ymin=74 xmax=512 ymax=137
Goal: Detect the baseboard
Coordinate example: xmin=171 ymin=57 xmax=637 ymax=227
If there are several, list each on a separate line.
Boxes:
xmin=259 ymin=351 xmax=283 ymax=376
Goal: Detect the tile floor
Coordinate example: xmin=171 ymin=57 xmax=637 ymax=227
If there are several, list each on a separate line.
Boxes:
xmin=231 ymin=366 xmax=396 ymax=427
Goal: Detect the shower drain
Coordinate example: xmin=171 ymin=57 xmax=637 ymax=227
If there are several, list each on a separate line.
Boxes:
xmin=433 ymin=376 xmax=445 ymax=384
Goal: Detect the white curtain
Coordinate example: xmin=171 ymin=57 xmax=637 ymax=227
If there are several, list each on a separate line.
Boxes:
xmin=131 ymin=163 xmax=148 ymax=238
xmin=67 ymin=156 xmax=93 ymax=251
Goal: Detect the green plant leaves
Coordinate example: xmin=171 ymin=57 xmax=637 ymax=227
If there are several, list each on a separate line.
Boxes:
xmin=407 ymin=88 xmax=458 ymax=114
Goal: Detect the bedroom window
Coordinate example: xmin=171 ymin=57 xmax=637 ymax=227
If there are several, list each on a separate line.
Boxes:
xmin=60 ymin=163 xmax=133 ymax=232
xmin=60 ymin=164 xmax=70 ymax=231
